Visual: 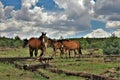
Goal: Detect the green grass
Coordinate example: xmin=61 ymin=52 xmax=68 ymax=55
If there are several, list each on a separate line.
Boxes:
xmin=0 ymin=48 xmax=29 ymax=57
xmin=50 ymin=58 xmax=119 ymax=74
xmin=0 ymin=47 xmax=119 ymax=80
xmin=0 ymin=62 xmax=45 ymax=80
xmin=37 ymin=68 xmax=84 ymax=80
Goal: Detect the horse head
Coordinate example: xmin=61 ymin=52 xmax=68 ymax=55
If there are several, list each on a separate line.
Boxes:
xmin=39 ymin=32 xmax=48 ymax=57
xmin=39 ymin=32 xmax=47 ymax=43
xmin=22 ymin=39 xmax=28 ymax=48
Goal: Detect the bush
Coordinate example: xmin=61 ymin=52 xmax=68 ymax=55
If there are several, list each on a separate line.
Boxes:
xmin=0 ymin=36 xmax=22 ymax=48
xmin=103 ymin=38 xmax=120 ymax=55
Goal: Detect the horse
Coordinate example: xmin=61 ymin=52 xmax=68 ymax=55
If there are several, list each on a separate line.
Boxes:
xmin=59 ymin=39 xmax=82 ymax=58
xmin=47 ymin=38 xmax=63 ymax=58
xmin=23 ymin=32 xmax=47 ymax=57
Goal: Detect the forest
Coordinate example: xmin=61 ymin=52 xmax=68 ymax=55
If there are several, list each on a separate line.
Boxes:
xmin=0 ymin=36 xmax=120 ymax=55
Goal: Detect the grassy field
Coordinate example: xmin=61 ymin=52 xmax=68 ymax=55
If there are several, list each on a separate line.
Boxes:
xmin=0 ymin=47 xmax=119 ymax=80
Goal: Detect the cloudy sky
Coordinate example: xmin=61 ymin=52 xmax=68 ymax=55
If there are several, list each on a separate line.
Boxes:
xmin=0 ymin=0 xmax=120 ymax=39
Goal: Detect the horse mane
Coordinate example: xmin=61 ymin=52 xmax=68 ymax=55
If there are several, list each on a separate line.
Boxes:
xmin=48 ymin=38 xmax=57 ymax=43
xmin=57 ymin=39 xmax=70 ymax=43
xmin=39 ymin=36 xmax=42 ymax=40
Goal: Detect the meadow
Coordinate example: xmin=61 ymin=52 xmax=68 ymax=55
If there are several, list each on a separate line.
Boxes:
xmin=0 ymin=47 xmax=119 ymax=80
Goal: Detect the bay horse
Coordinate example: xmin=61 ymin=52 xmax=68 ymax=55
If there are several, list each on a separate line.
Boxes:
xmin=23 ymin=32 xmax=47 ymax=57
xmin=47 ymin=38 xmax=63 ymax=58
xmin=59 ymin=40 xmax=82 ymax=58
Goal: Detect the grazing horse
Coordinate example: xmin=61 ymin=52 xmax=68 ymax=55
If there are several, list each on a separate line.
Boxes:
xmin=23 ymin=32 xmax=47 ymax=57
xmin=48 ymin=38 xmax=63 ymax=57
xmin=59 ymin=40 xmax=82 ymax=58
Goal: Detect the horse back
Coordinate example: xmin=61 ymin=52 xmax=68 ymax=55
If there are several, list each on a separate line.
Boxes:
xmin=62 ymin=40 xmax=80 ymax=49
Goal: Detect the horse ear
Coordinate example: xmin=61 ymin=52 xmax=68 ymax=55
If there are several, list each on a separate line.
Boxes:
xmin=45 ymin=32 xmax=47 ymax=35
xmin=41 ymin=32 xmax=47 ymax=35
xmin=41 ymin=32 xmax=44 ymax=35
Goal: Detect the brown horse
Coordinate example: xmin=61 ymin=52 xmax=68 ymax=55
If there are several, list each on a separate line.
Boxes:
xmin=47 ymin=38 xmax=63 ymax=57
xmin=23 ymin=32 xmax=47 ymax=57
xmin=59 ymin=40 xmax=82 ymax=58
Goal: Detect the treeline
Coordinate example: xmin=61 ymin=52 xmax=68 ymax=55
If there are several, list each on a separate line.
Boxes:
xmin=0 ymin=36 xmax=22 ymax=48
xmin=69 ymin=37 xmax=120 ymax=55
xmin=0 ymin=36 xmax=120 ymax=55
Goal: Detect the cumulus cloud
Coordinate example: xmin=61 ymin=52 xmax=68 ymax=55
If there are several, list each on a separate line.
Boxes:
xmin=95 ymin=0 xmax=120 ymax=15
xmin=94 ymin=0 xmax=120 ymax=28
xmin=0 ymin=1 xmax=13 ymax=21
xmin=0 ymin=19 xmax=21 ymax=32
xmin=0 ymin=2 xmax=5 ymax=20
xmin=1 ymin=0 xmax=120 ymax=39
xmin=0 ymin=0 xmax=96 ymax=39
xmin=84 ymin=29 xmax=111 ymax=38
xmin=54 ymin=0 xmax=95 ymax=30
xmin=112 ymin=29 xmax=120 ymax=37
xmin=22 ymin=0 xmax=38 ymax=8
xmin=106 ymin=21 xmax=120 ymax=28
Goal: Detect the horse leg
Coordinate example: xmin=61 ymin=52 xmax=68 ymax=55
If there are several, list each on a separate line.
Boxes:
xmin=74 ymin=49 xmax=77 ymax=58
xmin=78 ymin=47 xmax=82 ymax=57
xmin=60 ymin=48 xmax=63 ymax=58
xmin=52 ymin=48 xmax=56 ymax=57
xmin=40 ymin=51 xmax=43 ymax=57
xmin=40 ymin=47 xmax=46 ymax=57
xmin=63 ymin=48 xmax=68 ymax=58
xmin=29 ymin=48 xmax=33 ymax=57
xmin=51 ymin=48 xmax=55 ymax=58
xmin=35 ymin=49 xmax=38 ymax=57
xmin=69 ymin=49 xmax=71 ymax=58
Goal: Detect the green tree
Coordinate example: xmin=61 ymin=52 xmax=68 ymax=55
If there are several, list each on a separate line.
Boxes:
xmin=14 ymin=36 xmax=21 ymax=41
xmin=103 ymin=38 xmax=120 ymax=55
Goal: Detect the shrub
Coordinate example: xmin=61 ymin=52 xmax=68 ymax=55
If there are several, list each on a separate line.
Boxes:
xmin=103 ymin=38 xmax=120 ymax=55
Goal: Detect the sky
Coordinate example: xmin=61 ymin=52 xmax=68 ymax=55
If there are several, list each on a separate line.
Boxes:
xmin=0 ymin=0 xmax=120 ymax=39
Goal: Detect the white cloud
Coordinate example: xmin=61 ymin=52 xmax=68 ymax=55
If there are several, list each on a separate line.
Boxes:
xmin=94 ymin=0 xmax=120 ymax=29
xmin=112 ymin=29 xmax=120 ymax=37
xmin=22 ymin=0 xmax=38 ymax=8
xmin=95 ymin=0 xmax=120 ymax=15
xmin=84 ymin=29 xmax=111 ymax=38
xmin=54 ymin=0 xmax=95 ymax=30
xmin=0 ymin=1 xmax=13 ymax=21
xmin=0 ymin=19 xmax=21 ymax=32
xmin=106 ymin=21 xmax=120 ymax=28
xmin=3 ymin=0 xmax=120 ymax=39
xmin=0 ymin=22 xmax=7 ymax=31
xmin=0 ymin=1 xmax=5 ymax=20
xmin=8 ymin=0 xmax=95 ymax=39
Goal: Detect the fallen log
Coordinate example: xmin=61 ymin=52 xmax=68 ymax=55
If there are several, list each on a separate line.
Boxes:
xmin=0 ymin=57 xmax=36 ymax=62
xmin=14 ymin=62 xmax=50 ymax=79
xmin=100 ymin=66 xmax=120 ymax=79
xmin=23 ymin=63 xmax=51 ymax=79
xmin=48 ymin=68 xmax=118 ymax=80
xmin=23 ymin=63 xmax=54 ymax=71
xmin=104 ymin=57 xmax=120 ymax=62
xmin=37 ymin=57 xmax=53 ymax=63
xmin=14 ymin=62 xmax=23 ymax=70
xmin=33 ymin=70 xmax=50 ymax=79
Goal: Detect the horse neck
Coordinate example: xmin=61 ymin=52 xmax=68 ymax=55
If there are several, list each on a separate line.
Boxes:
xmin=39 ymin=36 xmax=45 ymax=43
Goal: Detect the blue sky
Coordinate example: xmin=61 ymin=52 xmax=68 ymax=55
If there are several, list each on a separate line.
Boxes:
xmin=0 ymin=0 xmax=120 ymax=39
xmin=0 ymin=0 xmax=21 ymax=10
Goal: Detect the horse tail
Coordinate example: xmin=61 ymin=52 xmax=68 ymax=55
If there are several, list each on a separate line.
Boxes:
xmin=79 ymin=47 xmax=82 ymax=55
xmin=78 ymin=41 xmax=82 ymax=55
